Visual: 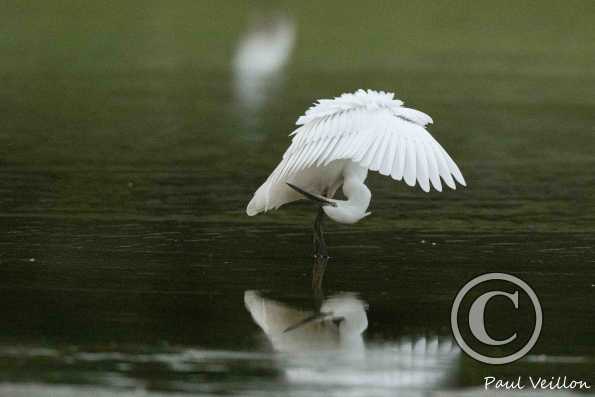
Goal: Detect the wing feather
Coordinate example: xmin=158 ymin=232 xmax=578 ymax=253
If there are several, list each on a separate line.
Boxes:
xmin=316 ymin=136 xmax=339 ymax=167
xmin=415 ymin=140 xmax=430 ymax=192
xmin=342 ymin=130 xmax=365 ymax=159
xmin=432 ymin=143 xmax=456 ymax=189
xmin=424 ymin=141 xmax=443 ymax=192
xmin=440 ymin=146 xmax=467 ymax=186
xmin=361 ymin=126 xmax=387 ymax=170
xmin=299 ymin=141 xmax=317 ymax=169
xmin=327 ymin=134 xmax=350 ymax=163
xmin=352 ymin=128 xmax=375 ymax=163
xmin=404 ymin=138 xmax=417 ymax=187
xmin=369 ymin=123 xmax=391 ymax=172
xmin=392 ymin=136 xmax=407 ymax=181
xmin=266 ymin=91 xmax=465 ymax=192
xmin=393 ymin=107 xmax=434 ymax=126
xmin=334 ymin=111 xmax=357 ymax=158
xmin=281 ymin=143 xmax=309 ymax=181
xmin=303 ymin=121 xmax=331 ymax=167
xmin=309 ymin=135 xmax=330 ymax=166
xmin=379 ymin=122 xmax=398 ymax=176
xmin=304 ymin=145 xmax=324 ymax=171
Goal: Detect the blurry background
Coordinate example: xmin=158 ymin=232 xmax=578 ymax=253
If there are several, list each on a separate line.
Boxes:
xmin=0 ymin=1 xmax=594 ymax=396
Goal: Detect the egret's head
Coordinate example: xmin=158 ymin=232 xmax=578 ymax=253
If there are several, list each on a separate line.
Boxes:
xmin=323 ymin=204 xmax=371 ymax=224
xmin=285 ymin=181 xmax=372 ymax=225
xmin=321 ymin=293 xmax=369 ymax=334
xmin=323 ymin=176 xmax=373 ymax=224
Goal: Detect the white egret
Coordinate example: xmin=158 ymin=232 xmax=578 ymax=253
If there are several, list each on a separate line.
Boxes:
xmin=246 ymin=89 xmax=466 ymax=256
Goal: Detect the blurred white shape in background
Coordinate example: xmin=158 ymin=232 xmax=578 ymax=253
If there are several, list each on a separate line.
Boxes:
xmin=233 ymin=14 xmax=296 ymax=119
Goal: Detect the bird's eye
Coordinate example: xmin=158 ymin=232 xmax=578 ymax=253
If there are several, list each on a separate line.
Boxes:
xmin=332 ymin=317 xmax=345 ymax=327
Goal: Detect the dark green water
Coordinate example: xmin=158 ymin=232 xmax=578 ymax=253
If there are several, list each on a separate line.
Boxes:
xmin=1 ymin=1 xmax=594 ymax=396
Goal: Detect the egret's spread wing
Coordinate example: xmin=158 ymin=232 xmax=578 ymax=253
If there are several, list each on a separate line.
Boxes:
xmin=269 ymin=89 xmax=465 ymax=192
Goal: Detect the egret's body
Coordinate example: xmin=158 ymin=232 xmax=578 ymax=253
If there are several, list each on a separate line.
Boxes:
xmin=247 ymin=89 xmax=466 ymax=256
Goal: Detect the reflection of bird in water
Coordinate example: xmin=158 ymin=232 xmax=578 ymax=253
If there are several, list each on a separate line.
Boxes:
xmin=246 ymin=89 xmax=466 ymax=258
xmin=244 ymin=291 xmax=367 ymax=355
xmin=244 ymin=290 xmax=460 ymax=391
xmin=380 ymin=335 xmax=460 ymax=388
xmin=233 ymin=14 xmax=295 ymax=121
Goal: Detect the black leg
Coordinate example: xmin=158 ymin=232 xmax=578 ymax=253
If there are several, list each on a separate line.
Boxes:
xmin=312 ymin=213 xmax=318 ymax=257
xmin=313 ymin=206 xmax=328 ymax=258
xmin=312 ymin=254 xmax=328 ymax=303
xmin=318 ymin=211 xmax=328 ymax=258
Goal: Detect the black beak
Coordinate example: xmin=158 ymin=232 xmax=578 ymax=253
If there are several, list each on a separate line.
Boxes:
xmin=286 ymin=183 xmax=337 ymax=207
xmin=283 ymin=312 xmax=330 ymax=333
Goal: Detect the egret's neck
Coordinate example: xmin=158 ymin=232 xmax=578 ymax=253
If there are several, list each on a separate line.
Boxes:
xmin=342 ymin=162 xmax=370 ymax=208
xmin=323 ymin=162 xmax=371 ymax=224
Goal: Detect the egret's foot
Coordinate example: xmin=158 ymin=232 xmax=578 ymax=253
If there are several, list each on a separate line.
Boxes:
xmin=313 ymin=236 xmax=329 ymax=259
xmin=317 ymin=237 xmax=329 ymax=259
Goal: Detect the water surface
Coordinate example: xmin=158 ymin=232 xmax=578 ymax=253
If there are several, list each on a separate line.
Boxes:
xmin=0 ymin=1 xmax=594 ymax=395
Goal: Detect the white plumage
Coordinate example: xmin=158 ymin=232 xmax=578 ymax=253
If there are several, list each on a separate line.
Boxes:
xmin=247 ymin=89 xmax=466 ymax=227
